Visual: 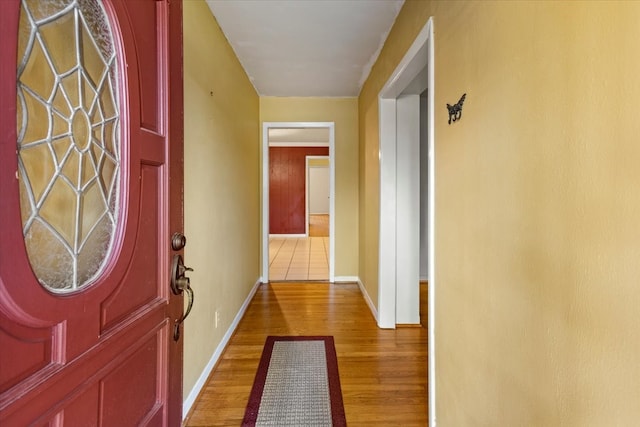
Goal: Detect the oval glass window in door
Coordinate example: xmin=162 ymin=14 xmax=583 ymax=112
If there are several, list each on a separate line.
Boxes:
xmin=17 ymin=0 xmax=122 ymax=292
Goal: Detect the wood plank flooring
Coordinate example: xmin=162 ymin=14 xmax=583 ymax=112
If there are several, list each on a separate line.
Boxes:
xmin=184 ymin=282 xmax=428 ymax=426
xmin=309 ymin=214 xmax=329 ymax=237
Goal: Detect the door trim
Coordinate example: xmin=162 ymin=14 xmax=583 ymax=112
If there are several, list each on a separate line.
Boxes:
xmin=261 ymin=122 xmax=335 ymax=282
xmin=167 ymin=0 xmax=185 ymax=422
xmin=377 ymin=18 xmax=435 ymax=426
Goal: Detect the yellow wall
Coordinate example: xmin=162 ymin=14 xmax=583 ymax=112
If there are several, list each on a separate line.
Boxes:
xmin=182 ymin=0 xmax=260 ymax=398
xmin=361 ymin=0 xmax=640 ymax=424
xmin=260 ymin=97 xmax=359 ymax=277
xmin=308 ymin=158 xmax=329 ymax=168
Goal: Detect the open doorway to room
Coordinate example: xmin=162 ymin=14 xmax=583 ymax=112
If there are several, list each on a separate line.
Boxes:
xmin=262 ymin=123 xmax=335 ymax=282
xmin=307 ymin=155 xmax=330 ymax=237
xmin=377 ymin=18 xmax=435 ymax=424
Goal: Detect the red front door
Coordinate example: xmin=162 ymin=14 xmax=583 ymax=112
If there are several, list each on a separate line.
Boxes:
xmin=0 ymin=0 xmax=184 ymax=425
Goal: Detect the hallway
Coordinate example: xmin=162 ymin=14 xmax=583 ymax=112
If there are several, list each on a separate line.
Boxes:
xmin=184 ymin=283 xmax=428 ymax=426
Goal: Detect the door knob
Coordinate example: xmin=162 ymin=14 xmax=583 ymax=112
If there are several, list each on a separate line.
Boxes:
xmin=170 ymin=254 xmax=194 ymax=341
xmin=171 ymin=232 xmax=187 ymax=251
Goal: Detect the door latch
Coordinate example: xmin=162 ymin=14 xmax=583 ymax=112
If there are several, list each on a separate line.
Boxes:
xmin=171 ymin=254 xmax=194 ymax=341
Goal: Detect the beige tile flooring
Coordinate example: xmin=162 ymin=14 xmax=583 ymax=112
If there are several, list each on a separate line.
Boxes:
xmin=268 ymin=236 xmax=329 ymax=281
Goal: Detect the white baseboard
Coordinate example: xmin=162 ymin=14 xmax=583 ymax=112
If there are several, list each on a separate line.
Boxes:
xmin=182 ymin=278 xmax=262 ymax=420
xmin=356 ymin=278 xmax=378 ymax=323
xmin=269 ymin=233 xmax=306 ymax=238
xmin=333 ymin=276 xmax=358 ymax=283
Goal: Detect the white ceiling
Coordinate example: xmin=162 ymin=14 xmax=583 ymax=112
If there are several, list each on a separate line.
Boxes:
xmin=205 ymin=0 xmax=404 ymax=97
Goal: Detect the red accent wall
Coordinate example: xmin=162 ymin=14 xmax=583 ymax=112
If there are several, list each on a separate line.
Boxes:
xmin=269 ymin=147 xmax=329 ymax=234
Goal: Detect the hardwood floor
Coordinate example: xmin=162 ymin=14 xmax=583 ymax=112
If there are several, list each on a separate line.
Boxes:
xmin=309 ymin=214 xmax=329 ymax=237
xmin=184 ymin=282 xmax=428 ymax=426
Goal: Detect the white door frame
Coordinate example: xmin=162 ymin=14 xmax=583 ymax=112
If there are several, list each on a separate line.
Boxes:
xmin=305 ymin=155 xmax=330 ymax=236
xmin=261 ymin=122 xmax=335 ymax=282
xmin=377 ymin=18 xmax=435 ymax=425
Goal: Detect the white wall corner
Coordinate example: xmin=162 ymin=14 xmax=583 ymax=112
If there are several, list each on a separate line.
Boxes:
xmin=377 ymin=97 xmax=397 ymax=329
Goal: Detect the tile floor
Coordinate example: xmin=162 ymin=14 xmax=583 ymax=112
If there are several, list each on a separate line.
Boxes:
xmin=268 ymin=237 xmax=329 ymax=281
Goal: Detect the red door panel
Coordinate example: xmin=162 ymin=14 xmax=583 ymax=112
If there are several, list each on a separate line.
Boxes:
xmin=269 ymin=146 xmax=329 ymax=234
xmin=101 ymin=165 xmax=163 ymax=331
xmin=125 ymin=0 xmax=161 ymax=133
xmin=0 ymin=321 xmax=53 ymax=392
xmin=0 ymin=1 xmax=184 ymax=425
xmin=100 ymin=333 xmax=163 ymax=425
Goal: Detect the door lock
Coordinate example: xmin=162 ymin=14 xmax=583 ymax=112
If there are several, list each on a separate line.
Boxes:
xmin=170 ymin=254 xmax=194 ymax=341
xmin=171 ymin=232 xmax=187 ymax=251
xmin=170 ymin=254 xmax=193 ymax=295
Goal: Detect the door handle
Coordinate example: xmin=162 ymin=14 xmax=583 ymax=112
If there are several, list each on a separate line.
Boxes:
xmin=171 ymin=232 xmax=187 ymax=251
xmin=171 ymin=254 xmax=194 ymax=341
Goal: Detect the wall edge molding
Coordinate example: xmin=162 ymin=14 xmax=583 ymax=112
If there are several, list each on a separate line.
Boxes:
xmin=333 ymin=276 xmax=359 ymax=282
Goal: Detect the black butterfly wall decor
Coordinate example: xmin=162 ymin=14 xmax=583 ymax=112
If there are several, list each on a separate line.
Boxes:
xmin=446 ymin=93 xmax=466 ymax=124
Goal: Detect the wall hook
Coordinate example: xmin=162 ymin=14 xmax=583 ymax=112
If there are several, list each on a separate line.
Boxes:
xmin=447 ymin=93 xmax=466 ymax=124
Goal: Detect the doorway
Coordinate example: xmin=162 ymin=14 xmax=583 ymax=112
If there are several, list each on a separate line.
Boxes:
xmin=377 ymin=18 xmax=435 ymax=425
xmin=268 ymin=150 xmax=329 ymax=280
xmin=262 ymin=123 xmax=335 ymax=283
xmin=306 ymin=155 xmax=330 ymax=237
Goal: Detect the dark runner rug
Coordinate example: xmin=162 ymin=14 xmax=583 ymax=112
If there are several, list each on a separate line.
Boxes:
xmin=242 ymin=336 xmax=346 ymax=426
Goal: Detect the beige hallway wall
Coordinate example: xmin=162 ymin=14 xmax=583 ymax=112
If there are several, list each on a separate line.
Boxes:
xmin=260 ymin=97 xmax=359 ymax=278
xmin=360 ymin=0 xmax=640 ymax=425
xmin=183 ymin=0 xmax=260 ymax=399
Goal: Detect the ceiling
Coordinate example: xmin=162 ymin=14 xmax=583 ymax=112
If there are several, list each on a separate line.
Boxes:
xmin=205 ymin=0 xmax=404 ymax=97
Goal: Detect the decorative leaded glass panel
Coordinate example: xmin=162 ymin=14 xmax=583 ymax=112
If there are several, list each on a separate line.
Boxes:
xmin=17 ymin=0 xmax=121 ymax=292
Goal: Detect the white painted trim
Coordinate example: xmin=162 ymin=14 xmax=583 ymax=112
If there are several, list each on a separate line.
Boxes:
xmin=305 ymin=158 xmax=309 ymax=237
xmin=262 ymin=122 xmax=336 ymax=283
xmin=182 ymin=278 xmax=262 ymax=420
xmin=356 ymin=278 xmax=379 ymax=324
xmin=268 ymin=234 xmax=306 ymax=238
xmin=378 ymin=98 xmax=397 ymax=329
xmin=328 ymin=127 xmax=335 ymax=282
xmin=377 ymin=18 xmax=436 ymax=426
xmin=333 ymin=276 xmax=359 ymax=283
xmin=261 ymin=124 xmax=270 ymax=284
xmin=426 ymin=18 xmax=436 ymax=427
xmin=395 ymin=94 xmax=421 ymax=325
xmin=379 ymin=23 xmax=430 ymax=99
xmin=269 ymin=142 xmax=329 ymax=147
